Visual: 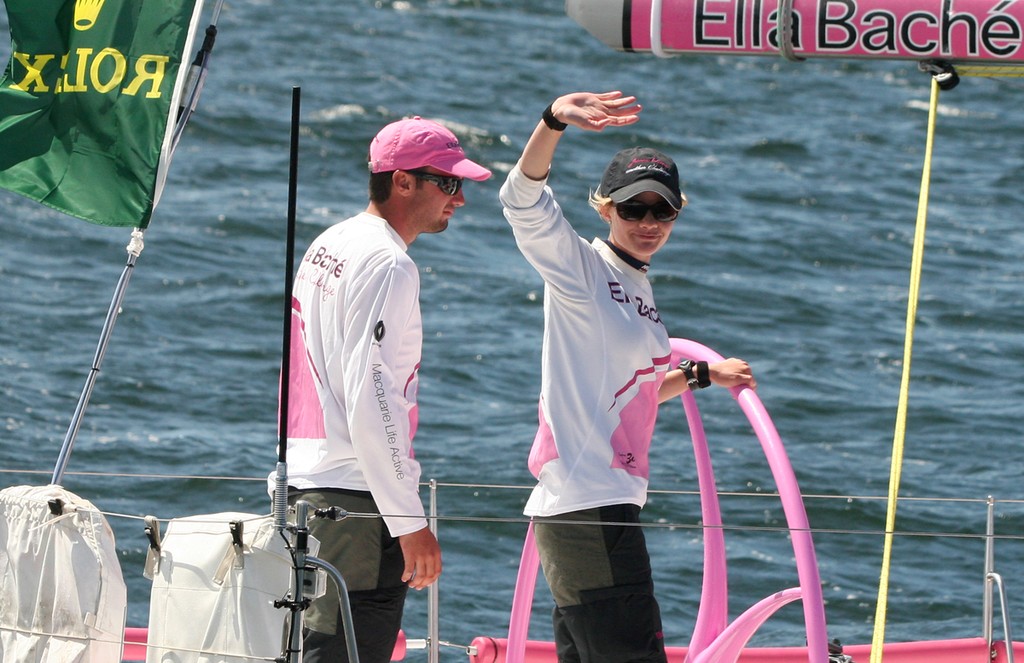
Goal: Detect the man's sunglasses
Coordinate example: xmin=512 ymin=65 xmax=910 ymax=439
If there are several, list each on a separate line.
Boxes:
xmin=406 ymin=169 xmax=463 ymax=196
xmin=615 ymin=200 xmax=679 ymax=223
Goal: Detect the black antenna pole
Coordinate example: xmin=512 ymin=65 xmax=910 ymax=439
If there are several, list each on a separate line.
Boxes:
xmin=280 ymin=85 xmax=300 ymax=461
xmin=273 ymin=88 xmax=361 ymax=663
xmin=273 ymin=86 xmax=301 ymax=528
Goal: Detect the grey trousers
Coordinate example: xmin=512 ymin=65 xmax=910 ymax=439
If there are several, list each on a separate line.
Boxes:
xmin=533 ymin=504 xmax=668 ymax=663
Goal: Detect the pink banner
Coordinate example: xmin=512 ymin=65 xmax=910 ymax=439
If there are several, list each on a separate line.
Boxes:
xmin=568 ymin=0 xmax=1024 ymax=62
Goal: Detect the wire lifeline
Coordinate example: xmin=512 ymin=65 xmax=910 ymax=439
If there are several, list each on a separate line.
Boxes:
xmin=868 ymin=73 xmax=942 ymax=663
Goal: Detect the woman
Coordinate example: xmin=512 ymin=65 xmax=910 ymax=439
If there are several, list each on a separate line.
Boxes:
xmin=499 ymin=91 xmax=757 ymax=663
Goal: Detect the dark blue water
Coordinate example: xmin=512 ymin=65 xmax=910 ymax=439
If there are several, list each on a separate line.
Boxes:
xmin=4 ymin=0 xmax=1024 ymax=656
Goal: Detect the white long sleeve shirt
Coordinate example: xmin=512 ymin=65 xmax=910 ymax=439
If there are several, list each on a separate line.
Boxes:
xmin=271 ymin=212 xmax=426 ymax=537
xmin=500 ymin=166 xmax=673 ymax=518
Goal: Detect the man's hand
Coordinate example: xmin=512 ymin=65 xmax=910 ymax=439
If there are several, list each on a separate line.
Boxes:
xmin=399 ymin=526 xmax=441 ymax=590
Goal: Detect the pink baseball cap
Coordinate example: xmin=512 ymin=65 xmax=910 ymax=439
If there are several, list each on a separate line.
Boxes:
xmin=368 ymin=116 xmax=491 ymax=181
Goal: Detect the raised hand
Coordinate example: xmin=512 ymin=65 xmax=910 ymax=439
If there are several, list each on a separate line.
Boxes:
xmin=549 ymin=91 xmax=642 ymax=131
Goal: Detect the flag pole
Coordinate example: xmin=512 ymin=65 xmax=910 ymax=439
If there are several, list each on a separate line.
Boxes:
xmin=173 ymin=0 xmax=225 ymax=150
xmin=50 ymin=231 xmax=144 ymax=485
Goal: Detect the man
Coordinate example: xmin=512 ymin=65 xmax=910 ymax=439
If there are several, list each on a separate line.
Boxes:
xmin=278 ymin=116 xmax=491 ymax=663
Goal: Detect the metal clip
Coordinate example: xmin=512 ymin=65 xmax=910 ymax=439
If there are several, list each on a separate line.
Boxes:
xmin=143 ymin=515 xmax=162 ymax=579
xmin=213 ymin=519 xmax=248 ymax=585
xmin=47 ymin=498 xmax=64 ymax=516
xmin=919 ymin=60 xmax=960 ymax=90
xmin=229 ymin=520 xmax=245 ymax=569
xmin=827 ymin=637 xmax=855 ymax=663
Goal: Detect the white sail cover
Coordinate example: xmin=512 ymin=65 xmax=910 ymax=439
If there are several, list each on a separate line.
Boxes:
xmin=146 ymin=512 xmax=314 ymax=663
xmin=0 ymin=484 xmax=127 ymax=663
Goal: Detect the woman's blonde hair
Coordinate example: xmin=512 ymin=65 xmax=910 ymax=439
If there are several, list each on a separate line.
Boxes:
xmin=588 ymin=190 xmax=614 ymax=221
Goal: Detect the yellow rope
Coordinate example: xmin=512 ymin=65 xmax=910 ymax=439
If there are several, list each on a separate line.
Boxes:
xmin=868 ymin=75 xmax=940 ymax=663
xmin=957 ymin=63 xmax=1024 ymax=78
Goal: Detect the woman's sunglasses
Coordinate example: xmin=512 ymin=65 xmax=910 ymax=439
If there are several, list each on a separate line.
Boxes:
xmin=406 ymin=169 xmax=463 ymax=196
xmin=615 ymin=200 xmax=679 ymax=223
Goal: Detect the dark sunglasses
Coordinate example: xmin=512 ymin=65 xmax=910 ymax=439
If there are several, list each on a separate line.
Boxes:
xmin=406 ymin=169 xmax=463 ymax=196
xmin=614 ymin=200 xmax=679 ymax=223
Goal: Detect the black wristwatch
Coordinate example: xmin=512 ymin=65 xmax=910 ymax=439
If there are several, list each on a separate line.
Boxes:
xmin=677 ymin=359 xmax=701 ymax=391
xmin=678 ymin=359 xmax=711 ymax=390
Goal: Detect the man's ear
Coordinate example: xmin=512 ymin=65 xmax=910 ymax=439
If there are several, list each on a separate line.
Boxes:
xmin=392 ymin=170 xmax=417 ymax=197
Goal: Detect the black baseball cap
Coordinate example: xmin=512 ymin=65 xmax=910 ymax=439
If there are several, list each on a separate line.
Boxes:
xmin=597 ymin=147 xmax=685 ymax=209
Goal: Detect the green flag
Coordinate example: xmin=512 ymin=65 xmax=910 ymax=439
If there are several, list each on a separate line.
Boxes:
xmin=0 ymin=0 xmax=205 ymax=228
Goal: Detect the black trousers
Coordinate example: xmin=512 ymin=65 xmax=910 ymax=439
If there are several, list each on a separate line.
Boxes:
xmin=301 ymin=585 xmax=407 ymax=663
xmin=291 ymin=489 xmax=408 ymax=663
